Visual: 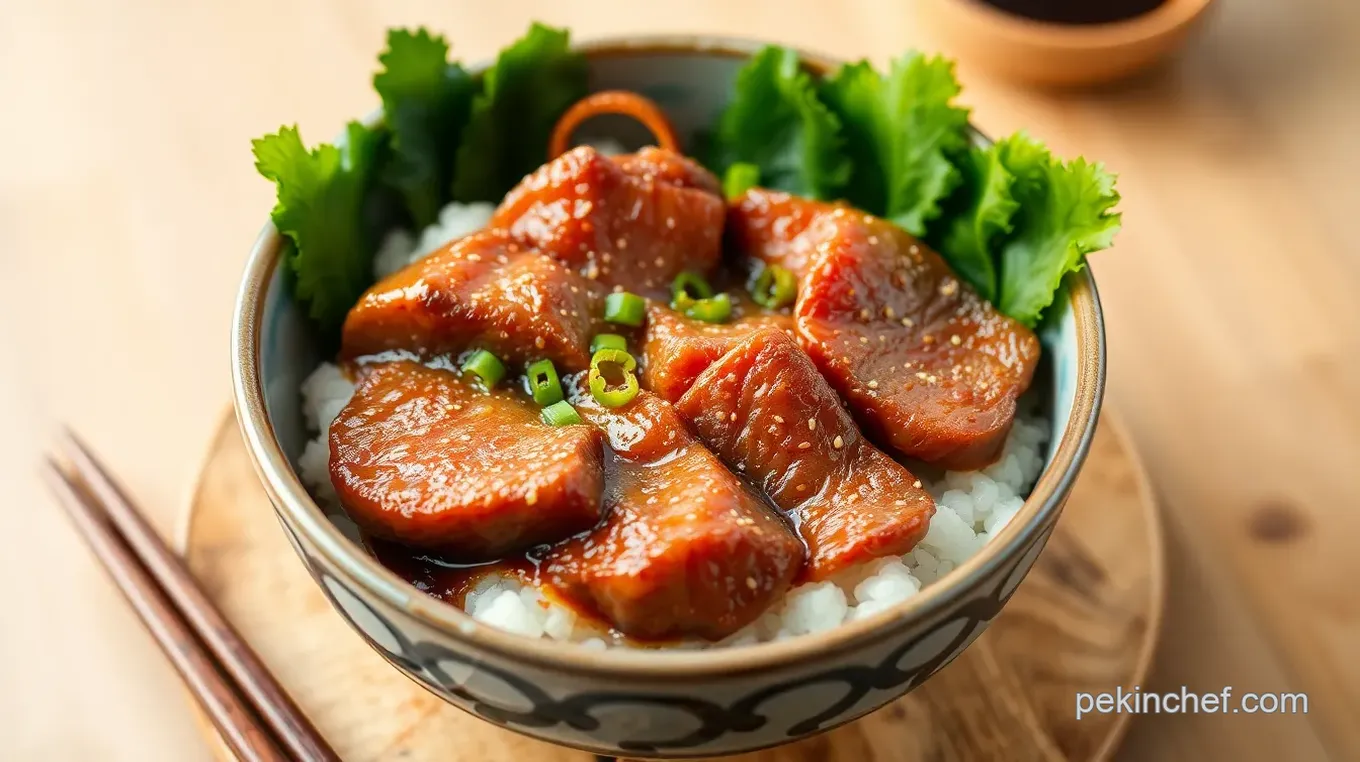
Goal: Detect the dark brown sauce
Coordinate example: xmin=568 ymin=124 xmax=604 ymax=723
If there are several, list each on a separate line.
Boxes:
xmin=980 ymin=0 xmax=1166 ymax=25
xmin=369 ymin=536 xmax=674 ymax=645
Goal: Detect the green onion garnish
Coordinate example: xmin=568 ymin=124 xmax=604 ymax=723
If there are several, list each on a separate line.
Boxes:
xmin=525 ymin=359 xmax=564 ymax=406
xmin=588 ymin=348 xmax=640 ymax=408
xmin=723 ymin=162 xmax=760 ymax=200
xmin=670 ymin=271 xmax=714 ymax=311
xmin=682 ymin=293 xmax=733 ymax=324
xmin=541 ymin=400 xmax=582 ymax=427
xmin=750 ymin=264 xmax=798 ymax=309
xmin=590 ymin=333 xmax=628 ymax=353
xmin=460 ymin=349 xmax=506 ymax=390
xmin=603 ymin=292 xmax=646 ymax=326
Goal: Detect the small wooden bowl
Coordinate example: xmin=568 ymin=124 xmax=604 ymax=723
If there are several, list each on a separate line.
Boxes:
xmin=921 ymin=0 xmax=1216 ymax=87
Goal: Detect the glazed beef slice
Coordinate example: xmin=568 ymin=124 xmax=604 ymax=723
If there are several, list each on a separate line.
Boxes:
xmin=545 ymin=388 xmax=802 ymax=641
xmin=640 ymin=304 xmax=794 ymax=403
xmin=491 ymin=146 xmax=725 ymax=299
xmin=330 ymin=361 xmax=604 ymax=559
xmin=674 ymin=328 xmax=934 ymax=580
xmin=728 ymin=192 xmax=1040 ymax=470
xmin=341 ymin=231 xmax=603 ymax=371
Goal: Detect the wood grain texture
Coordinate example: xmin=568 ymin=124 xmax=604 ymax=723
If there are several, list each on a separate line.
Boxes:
xmin=183 ymin=415 xmax=1161 ymax=761
xmin=2 ymin=1 xmax=1355 ymax=759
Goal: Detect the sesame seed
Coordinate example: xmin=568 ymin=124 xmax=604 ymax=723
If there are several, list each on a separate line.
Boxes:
xmin=859 ymin=336 xmax=870 ymax=344
xmin=526 ymin=489 xmax=538 ymax=506
xmin=666 ymin=217 xmax=676 ymax=229
xmin=884 ymin=306 xmax=896 ymax=319
xmin=859 ymin=308 xmax=871 ymax=320
xmin=922 ymin=334 xmax=935 ymax=344
xmin=729 ymin=412 xmax=737 ymax=421
xmin=796 ymin=484 xmax=807 ymax=492
xmin=913 ymin=480 xmax=922 ymax=489
xmin=616 ymin=238 xmax=628 ymax=249
xmin=746 ymin=577 xmax=758 ymax=590
xmin=798 ymin=441 xmax=812 ymax=450
xmin=940 ymin=279 xmax=958 ymax=297
xmin=807 ymin=418 xmax=817 ymax=431
xmin=909 ymin=245 xmax=920 ymax=254
xmin=654 ymin=256 xmax=665 ymax=267
xmin=901 ymin=317 xmax=914 ymax=327
xmin=867 ymin=380 xmax=879 ymax=389
xmin=773 ymin=415 xmax=785 ymax=424
xmin=950 ymin=334 xmax=962 ymax=346
xmin=833 ymin=436 xmax=844 ymax=449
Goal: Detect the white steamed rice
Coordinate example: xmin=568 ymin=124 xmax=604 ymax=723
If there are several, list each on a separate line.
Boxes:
xmin=297 ymin=200 xmax=1050 ymax=649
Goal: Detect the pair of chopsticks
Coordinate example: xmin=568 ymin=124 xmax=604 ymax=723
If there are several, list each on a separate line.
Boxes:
xmin=43 ymin=432 xmax=339 ymax=762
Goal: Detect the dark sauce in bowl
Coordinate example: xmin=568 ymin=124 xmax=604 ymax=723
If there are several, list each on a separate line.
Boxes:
xmin=980 ymin=0 xmax=1166 ymax=25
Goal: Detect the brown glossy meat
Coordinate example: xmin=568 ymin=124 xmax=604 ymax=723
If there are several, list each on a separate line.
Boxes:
xmin=729 ymin=193 xmax=1040 ymax=470
xmin=545 ymin=387 xmax=802 ymax=641
xmin=341 ymin=231 xmax=604 ymax=371
xmin=673 ymin=329 xmax=934 ymax=580
xmin=490 ymin=146 xmax=725 ymax=299
xmin=640 ymin=303 xmax=794 ymax=403
xmin=330 ymin=361 xmax=605 ymax=559
xmin=727 ymin=189 xmax=852 ymax=279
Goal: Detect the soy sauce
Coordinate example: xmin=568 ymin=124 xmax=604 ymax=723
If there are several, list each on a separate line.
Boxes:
xmin=981 ymin=0 xmax=1166 ymax=25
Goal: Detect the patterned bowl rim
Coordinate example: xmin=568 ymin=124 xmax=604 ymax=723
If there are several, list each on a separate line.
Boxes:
xmin=231 ymin=33 xmax=1106 ymax=681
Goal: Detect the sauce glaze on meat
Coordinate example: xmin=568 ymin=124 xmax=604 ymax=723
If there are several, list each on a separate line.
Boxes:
xmin=324 ymin=148 xmax=1039 ymax=643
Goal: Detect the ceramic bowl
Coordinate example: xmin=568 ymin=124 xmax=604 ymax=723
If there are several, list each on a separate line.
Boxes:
xmin=230 ymin=35 xmax=1105 ymax=758
xmin=921 ymin=0 xmax=1216 ymax=87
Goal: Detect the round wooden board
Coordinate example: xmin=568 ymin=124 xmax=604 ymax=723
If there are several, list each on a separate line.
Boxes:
xmin=181 ymin=413 xmax=1163 ymax=762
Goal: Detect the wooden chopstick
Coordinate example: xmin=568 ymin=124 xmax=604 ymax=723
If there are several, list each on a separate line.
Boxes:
xmin=48 ymin=431 xmax=340 ymax=762
xmin=42 ymin=460 xmax=289 ymax=762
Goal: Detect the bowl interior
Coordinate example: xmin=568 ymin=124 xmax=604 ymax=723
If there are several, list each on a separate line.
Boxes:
xmin=251 ymin=40 xmax=1086 ymax=644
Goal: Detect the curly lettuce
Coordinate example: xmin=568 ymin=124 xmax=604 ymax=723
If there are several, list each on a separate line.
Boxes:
xmin=252 ymin=123 xmax=386 ymax=333
xmin=931 ymin=144 xmax=1019 ymax=302
xmin=450 ymin=23 xmax=588 ymax=202
xmin=707 ymin=46 xmax=849 ymax=199
xmin=820 ymin=53 xmax=971 ymax=235
xmin=373 ymin=28 xmax=474 ymax=229
xmin=993 ymin=133 xmax=1122 ymax=326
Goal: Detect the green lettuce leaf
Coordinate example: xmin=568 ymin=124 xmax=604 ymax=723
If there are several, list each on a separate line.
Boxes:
xmin=820 ymin=53 xmax=971 ymax=235
xmin=994 ymin=133 xmax=1122 ymax=326
xmin=252 ymin=123 xmax=386 ymax=332
xmin=374 ymin=28 xmax=474 ymax=228
xmin=708 ymin=46 xmax=849 ymax=199
xmin=931 ymin=144 xmax=1019 ymax=301
xmin=450 ymin=23 xmax=588 ymax=202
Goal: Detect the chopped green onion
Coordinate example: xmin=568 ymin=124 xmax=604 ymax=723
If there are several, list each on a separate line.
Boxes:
xmin=460 ymin=349 xmax=506 ymax=390
xmin=525 ymin=359 xmax=564 ymax=406
xmin=723 ymin=162 xmax=760 ymax=200
xmin=683 ymin=293 xmax=733 ymax=324
xmin=590 ymin=333 xmax=628 ymax=353
xmin=541 ymin=400 xmax=582 ymax=427
xmin=670 ymin=271 xmax=714 ymax=310
xmin=604 ymin=291 xmax=646 ymax=326
xmin=588 ymin=348 xmax=640 ymax=408
xmin=750 ymin=264 xmax=798 ymax=309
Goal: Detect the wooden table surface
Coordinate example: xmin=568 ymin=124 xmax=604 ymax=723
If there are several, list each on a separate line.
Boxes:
xmin=0 ymin=1 xmax=1354 ymax=760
